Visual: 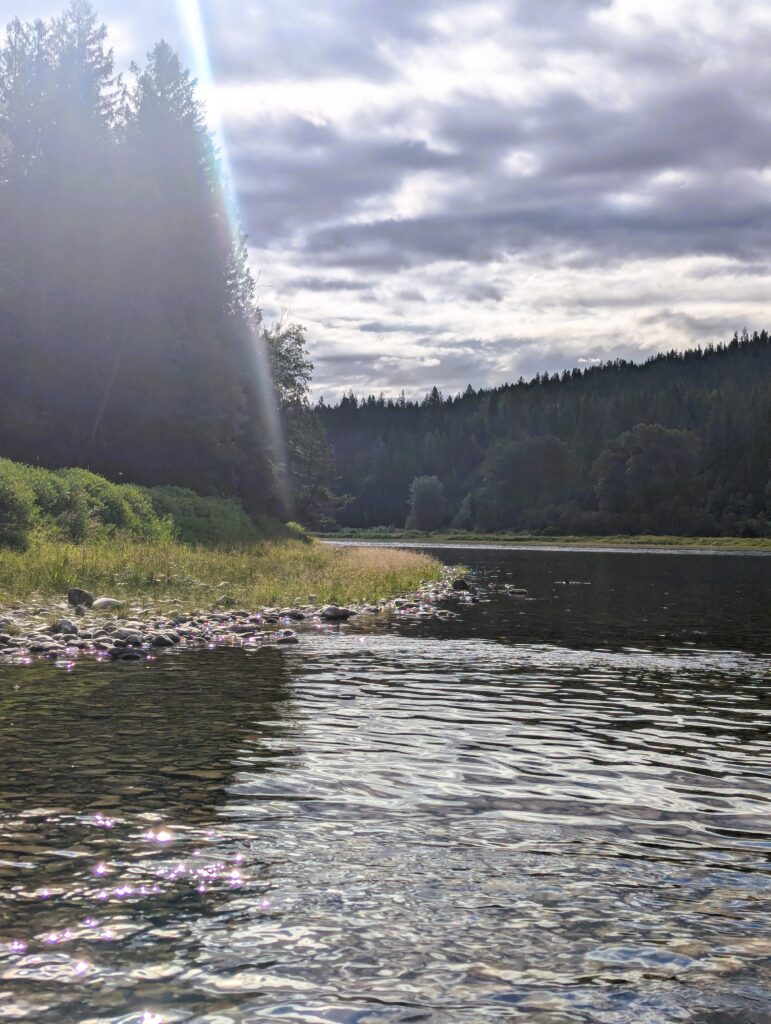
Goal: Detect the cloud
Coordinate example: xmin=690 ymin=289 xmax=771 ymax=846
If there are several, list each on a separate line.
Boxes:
xmin=290 ymin=275 xmax=373 ymax=293
xmin=9 ymin=0 xmax=770 ymax=397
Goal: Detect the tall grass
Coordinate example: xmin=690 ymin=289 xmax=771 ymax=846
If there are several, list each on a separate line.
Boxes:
xmin=0 ymin=536 xmax=442 ymax=609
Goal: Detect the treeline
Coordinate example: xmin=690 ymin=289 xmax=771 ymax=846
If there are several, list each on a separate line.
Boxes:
xmin=319 ymin=332 xmax=771 ymax=537
xmin=0 ymin=2 xmax=332 ymax=524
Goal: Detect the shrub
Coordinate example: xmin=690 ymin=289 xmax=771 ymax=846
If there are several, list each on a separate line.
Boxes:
xmin=0 ymin=459 xmax=37 ymax=549
xmin=145 ymin=486 xmax=257 ymax=546
xmin=23 ymin=467 xmax=89 ymax=541
xmin=0 ymin=458 xmax=293 ymax=549
xmin=57 ymin=468 xmax=168 ymax=540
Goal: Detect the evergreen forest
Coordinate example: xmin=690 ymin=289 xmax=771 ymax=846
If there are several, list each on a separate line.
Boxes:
xmin=319 ymin=333 xmax=771 ymax=537
xmin=0 ymin=1 xmax=331 ymax=527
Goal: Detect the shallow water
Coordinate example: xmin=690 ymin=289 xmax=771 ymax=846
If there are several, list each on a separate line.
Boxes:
xmin=0 ymin=547 xmax=769 ymax=1023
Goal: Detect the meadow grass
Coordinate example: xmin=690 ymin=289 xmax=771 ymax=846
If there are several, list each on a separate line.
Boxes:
xmin=317 ymin=529 xmax=771 ymax=551
xmin=0 ymin=536 xmax=443 ymax=610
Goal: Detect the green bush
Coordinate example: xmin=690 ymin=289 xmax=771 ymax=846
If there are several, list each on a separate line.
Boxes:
xmin=145 ymin=486 xmax=257 ymax=546
xmin=0 ymin=458 xmax=287 ymax=549
xmin=0 ymin=459 xmax=37 ymax=549
xmin=23 ymin=467 xmax=89 ymax=541
xmin=56 ymin=468 xmax=170 ymax=540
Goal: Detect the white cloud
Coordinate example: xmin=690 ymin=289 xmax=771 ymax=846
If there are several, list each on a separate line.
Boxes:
xmin=7 ymin=0 xmax=766 ymax=398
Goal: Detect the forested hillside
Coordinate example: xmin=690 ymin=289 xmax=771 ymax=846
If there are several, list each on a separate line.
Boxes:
xmin=0 ymin=2 xmax=325 ymax=522
xmin=319 ymin=332 xmax=771 ymax=537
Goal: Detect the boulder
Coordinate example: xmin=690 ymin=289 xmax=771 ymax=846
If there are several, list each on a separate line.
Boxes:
xmin=320 ymin=605 xmax=354 ymax=621
xmin=451 ymin=578 xmax=471 ymax=592
xmin=150 ymin=634 xmax=175 ymax=648
xmin=92 ymin=598 xmax=123 ymax=610
xmin=50 ymin=619 xmax=78 ymax=636
xmin=68 ymin=588 xmax=94 ymax=608
xmin=279 ymin=608 xmax=305 ymax=620
xmin=110 ymin=648 xmax=147 ymax=663
xmin=274 ymin=629 xmax=299 ymax=645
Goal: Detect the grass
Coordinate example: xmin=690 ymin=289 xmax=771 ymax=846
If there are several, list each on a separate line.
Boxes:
xmin=317 ymin=528 xmax=771 ymax=551
xmin=0 ymin=536 xmax=444 ymax=611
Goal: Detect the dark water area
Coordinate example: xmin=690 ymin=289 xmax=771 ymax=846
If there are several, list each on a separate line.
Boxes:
xmin=0 ymin=547 xmax=769 ymax=1023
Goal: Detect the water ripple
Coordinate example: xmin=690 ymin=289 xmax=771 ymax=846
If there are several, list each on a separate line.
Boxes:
xmin=0 ymin=548 xmax=769 ymax=1021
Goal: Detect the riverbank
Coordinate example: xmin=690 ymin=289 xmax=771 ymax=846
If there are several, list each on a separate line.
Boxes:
xmin=316 ymin=529 xmax=771 ymax=551
xmin=0 ymin=537 xmax=443 ymax=611
xmin=0 ymin=538 xmax=458 ymax=665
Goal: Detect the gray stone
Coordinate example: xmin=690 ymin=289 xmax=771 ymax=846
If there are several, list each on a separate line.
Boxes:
xmin=50 ymin=619 xmax=78 ymax=636
xmin=274 ymin=629 xmax=299 ymax=645
xmin=110 ymin=648 xmax=147 ymax=663
xmin=320 ymin=605 xmax=354 ymax=621
xmin=92 ymin=598 xmax=123 ymax=610
xmin=28 ymin=638 xmax=60 ymax=652
xmin=150 ymin=634 xmax=175 ymax=648
xmin=115 ymin=628 xmax=142 ymax=642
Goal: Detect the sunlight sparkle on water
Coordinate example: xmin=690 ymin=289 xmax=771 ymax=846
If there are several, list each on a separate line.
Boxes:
xmin=145 ymin=829 xmax=174 ymax=844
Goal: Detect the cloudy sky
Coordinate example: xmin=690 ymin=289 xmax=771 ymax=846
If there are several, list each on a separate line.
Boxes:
xmin=6 ymin=0 xmax=771 ymax=398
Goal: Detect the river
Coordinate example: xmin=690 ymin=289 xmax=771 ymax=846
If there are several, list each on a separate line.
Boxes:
xmin=0 ymin=545 xmax=769 ymax=1023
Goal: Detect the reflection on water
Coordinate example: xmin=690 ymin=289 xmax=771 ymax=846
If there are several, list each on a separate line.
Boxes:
xmin=0 ymin=548 xmax=769 ymax=1022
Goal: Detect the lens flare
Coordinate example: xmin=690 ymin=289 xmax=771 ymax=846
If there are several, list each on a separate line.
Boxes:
xmin=175 ymin=0 xmax=292 ymax=512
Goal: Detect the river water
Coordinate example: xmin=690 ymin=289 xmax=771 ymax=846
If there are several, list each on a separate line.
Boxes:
xmin=0 ymin=546 xmax=769 ymax=1023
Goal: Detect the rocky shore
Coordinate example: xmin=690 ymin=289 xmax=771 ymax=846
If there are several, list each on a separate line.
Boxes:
xmin=0 ymin=572 xmax=523 ymax=668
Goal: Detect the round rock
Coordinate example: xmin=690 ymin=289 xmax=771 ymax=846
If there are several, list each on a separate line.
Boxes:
xmin=320 ymin=605 xmax=354 ymax=621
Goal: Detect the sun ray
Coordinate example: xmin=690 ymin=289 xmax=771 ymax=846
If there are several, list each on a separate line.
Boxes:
xmin=175 ymin=0 xmax=292 ymax=513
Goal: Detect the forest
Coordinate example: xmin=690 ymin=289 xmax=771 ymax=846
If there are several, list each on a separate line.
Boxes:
xmin=319 ymin=332 xmax=771 ymax=537
xmin=0 ymin=1 xmax=331 ymax=527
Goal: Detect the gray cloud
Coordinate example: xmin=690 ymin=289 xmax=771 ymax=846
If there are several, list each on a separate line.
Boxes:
xmin=231 ymin=118 xmax=452 ymax=243
xmin=5 ymin=0 xmax=768 ymax=397
xmin=291 ymin=275 xmax=373 ymax=293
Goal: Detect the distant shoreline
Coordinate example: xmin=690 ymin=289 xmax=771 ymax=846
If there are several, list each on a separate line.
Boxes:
xmin=315 ymin=531 xmax=771 ymax=552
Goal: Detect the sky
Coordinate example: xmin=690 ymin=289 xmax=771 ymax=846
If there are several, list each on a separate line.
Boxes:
xmin=5 ymin=0 xmax=771 ymax=399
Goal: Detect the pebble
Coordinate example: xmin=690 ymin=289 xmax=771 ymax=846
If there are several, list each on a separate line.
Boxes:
xmin=0 ymin=570 xmax=473 ymax=670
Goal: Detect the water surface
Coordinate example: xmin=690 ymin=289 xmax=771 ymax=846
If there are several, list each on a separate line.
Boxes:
xmin=1 ymin=547 xmax=769 ymax=1023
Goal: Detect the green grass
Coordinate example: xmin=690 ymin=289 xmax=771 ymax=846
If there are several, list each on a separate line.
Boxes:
xmin=0 ymin=536 xmax=443 ymax=610
xmin=317 ymin=528 xmax=771 ymax=551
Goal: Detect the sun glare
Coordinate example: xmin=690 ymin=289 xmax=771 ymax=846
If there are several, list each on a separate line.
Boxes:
xmin=175 ymin=0 xmax=292 ymax=511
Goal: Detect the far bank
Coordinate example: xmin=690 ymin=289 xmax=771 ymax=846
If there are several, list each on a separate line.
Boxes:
xmin=315 ymin=529 xmax=771 ymax=552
